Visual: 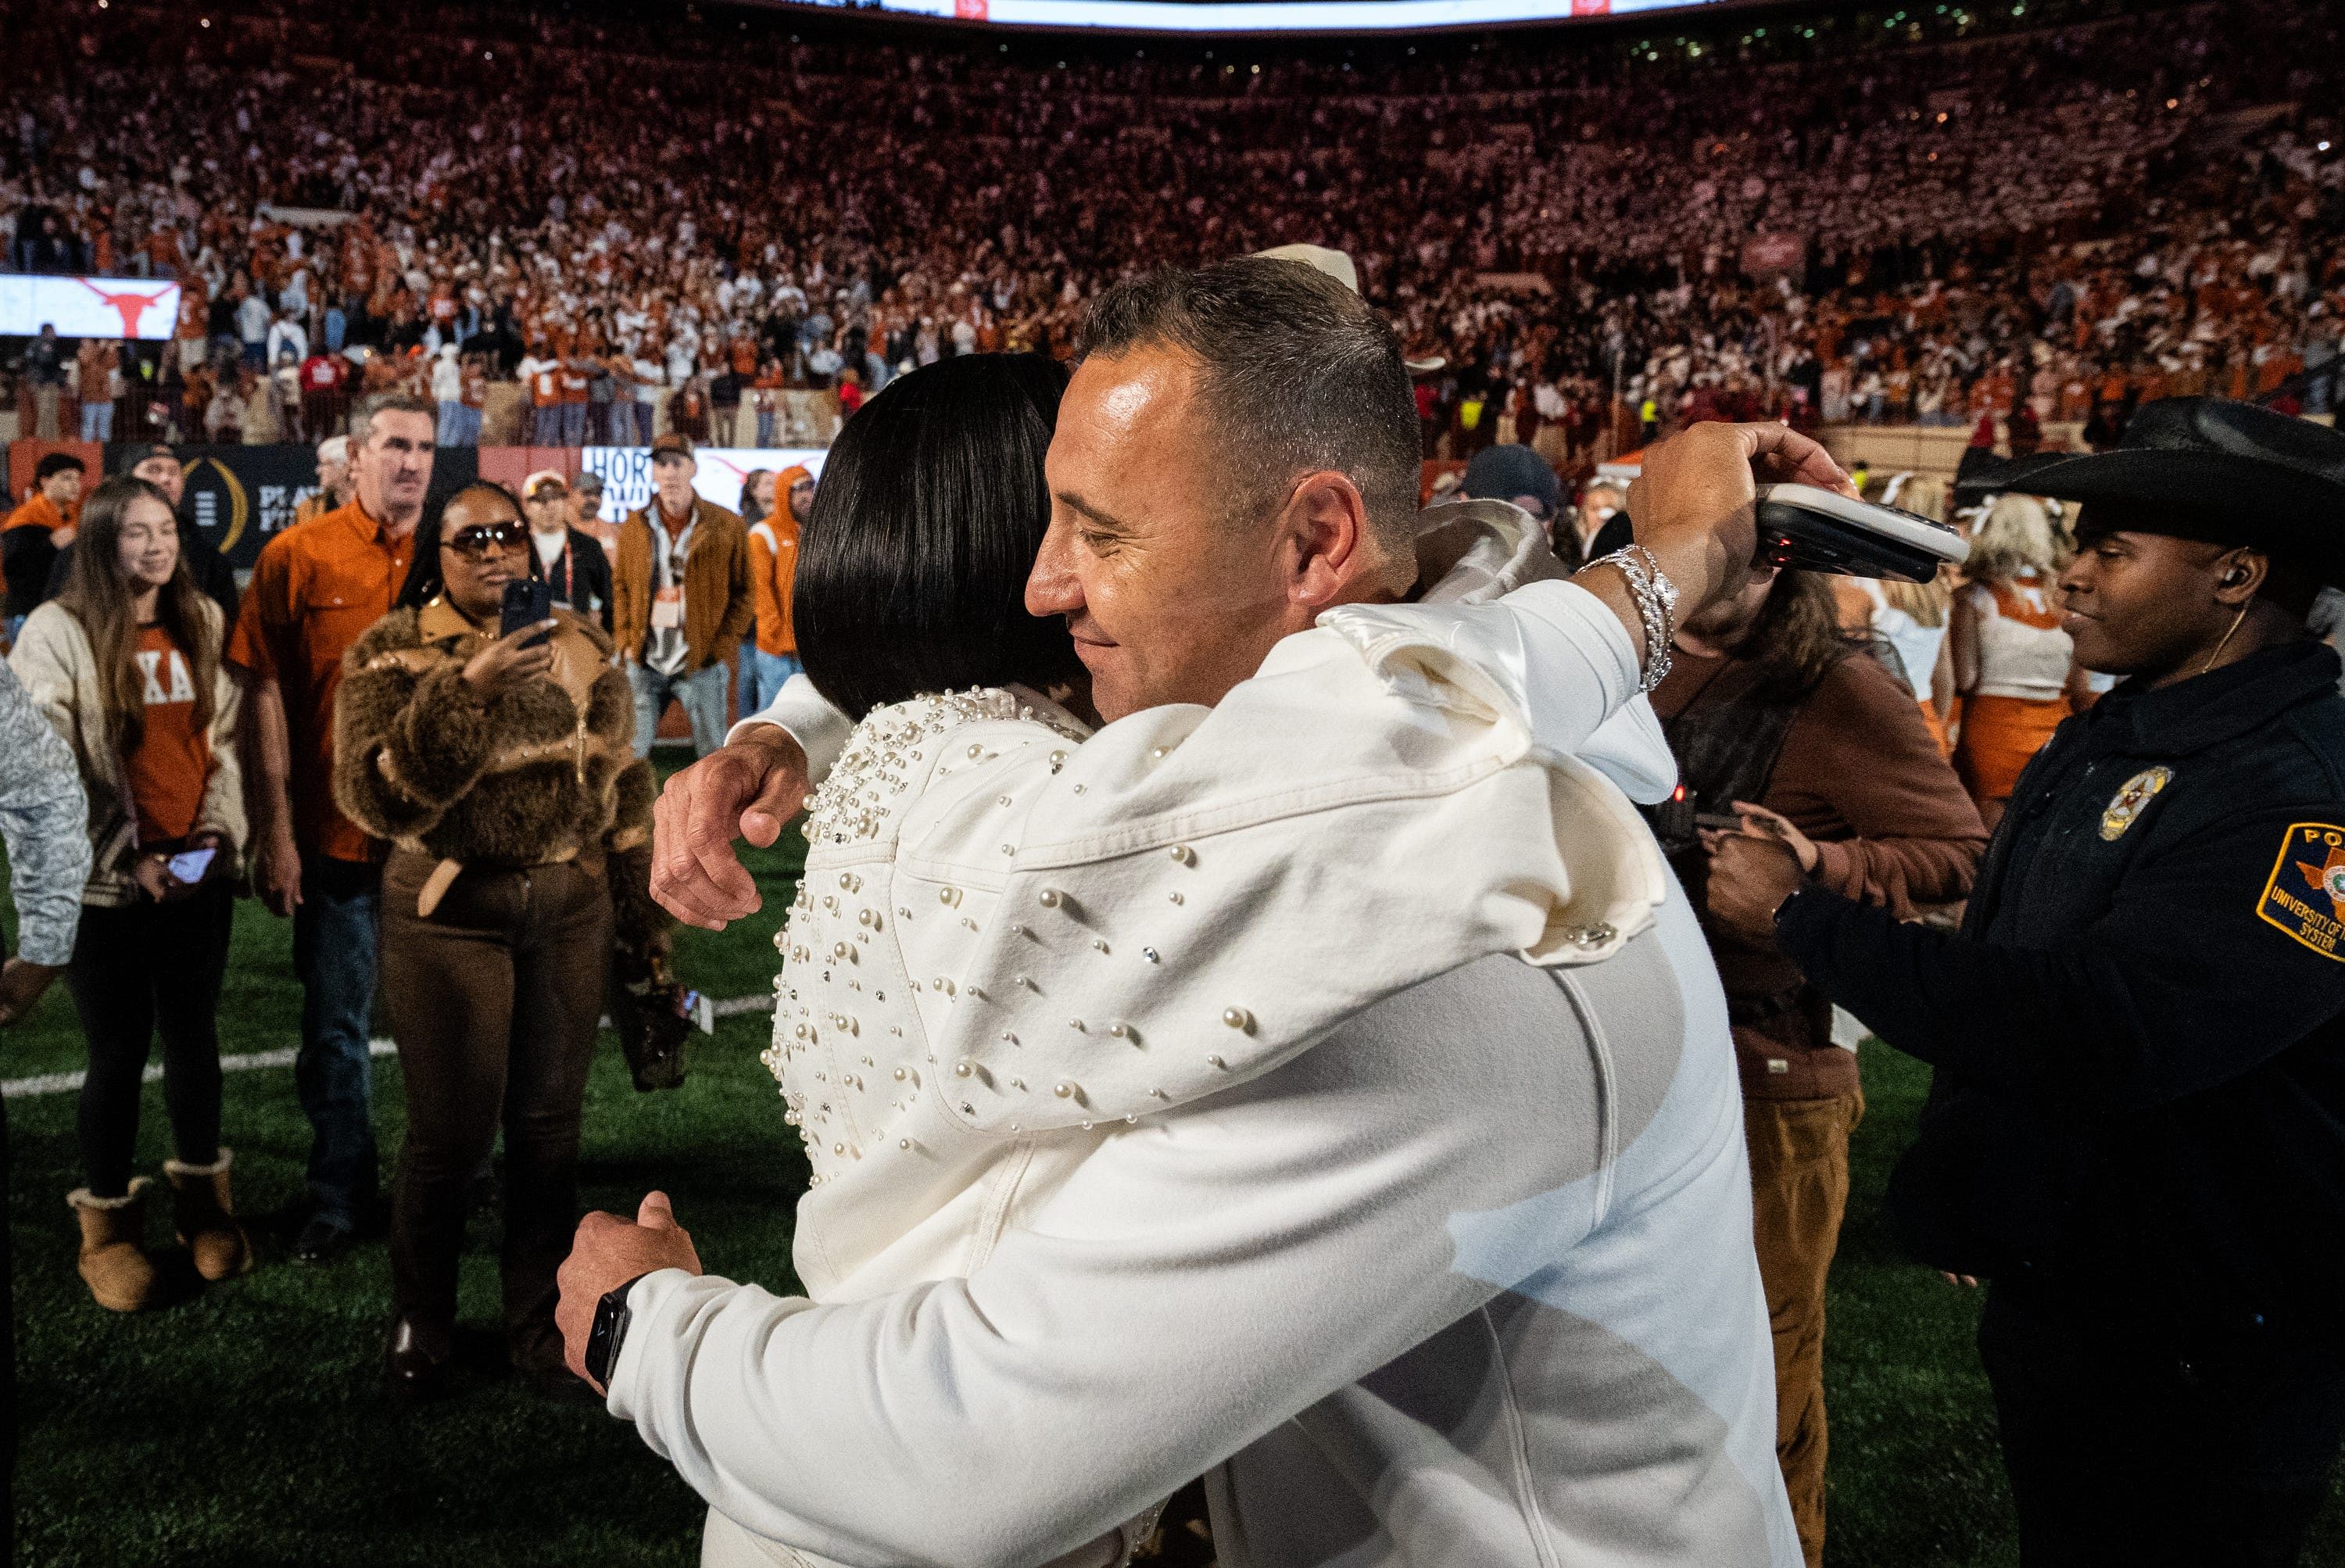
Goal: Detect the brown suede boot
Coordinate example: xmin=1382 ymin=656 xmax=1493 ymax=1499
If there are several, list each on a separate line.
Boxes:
xmin=69 ymin=1180 xmax=159 ymax=1312
xmin=163 ymin=1149 xmax=252 ymax=1283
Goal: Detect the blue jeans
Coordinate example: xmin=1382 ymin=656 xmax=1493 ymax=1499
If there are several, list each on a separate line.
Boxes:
xmin=560 ymin=403 xmax=587 ymax=446
xmin=738 ymin=647 xmax=800 ymax=718
xmin=607 ymin=399 xmax=639 ymax=446
xmin=436 ymin=399 xmax=466 ymax=446
xmin=291 ymin=855 xmax=383 ymax=1224
xmin=628 ymin=660 xmax=732 ymax=757
xmin=80 ymin=401 xmax=113 ymax=441
xmin=324 ymin=307 xmax=347 ymax=353
xmin=755 ymin=410 xmax=777 ymax=447
xmin=532 ymin=406 xmax=562 ymax=445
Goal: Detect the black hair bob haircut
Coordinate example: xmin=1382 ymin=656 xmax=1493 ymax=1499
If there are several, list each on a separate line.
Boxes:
xmin=395 ymin=478 xmax=537 ymax=610
xmin=795 ymin=353 xmax=1083 ymax=721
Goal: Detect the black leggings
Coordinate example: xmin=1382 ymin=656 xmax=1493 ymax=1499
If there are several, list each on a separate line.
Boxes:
xmin=68 ymin=882 xmax=234 ymax=1198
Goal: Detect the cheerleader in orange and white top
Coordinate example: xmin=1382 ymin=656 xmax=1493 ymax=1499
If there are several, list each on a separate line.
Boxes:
xmin=1950 ymin=493 xmax=2079 ymax=828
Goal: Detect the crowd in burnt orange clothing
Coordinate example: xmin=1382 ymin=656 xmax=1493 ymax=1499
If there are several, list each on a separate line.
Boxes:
xmin=0 ymin=0 xmax=2340 ymax=464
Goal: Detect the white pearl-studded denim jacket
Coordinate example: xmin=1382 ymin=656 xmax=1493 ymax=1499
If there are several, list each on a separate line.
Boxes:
xmin=611 ymin=505 xmax=1692 ymax=1568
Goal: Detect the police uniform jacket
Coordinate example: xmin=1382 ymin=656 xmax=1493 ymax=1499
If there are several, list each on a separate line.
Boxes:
xmin=1776 ymin=638 xmax=2345 ymax=1335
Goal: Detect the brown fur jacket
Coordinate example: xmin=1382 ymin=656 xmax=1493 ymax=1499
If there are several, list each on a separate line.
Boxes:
xmin=333 ymin=598 xmax=664 ymax=950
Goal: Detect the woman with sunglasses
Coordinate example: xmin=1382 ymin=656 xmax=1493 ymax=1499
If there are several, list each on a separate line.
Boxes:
xmin=333 ymin=480 xmax=666 ymax=1401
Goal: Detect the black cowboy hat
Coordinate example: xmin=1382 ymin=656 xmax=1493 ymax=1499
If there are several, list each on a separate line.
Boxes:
xmin=2016 ymin=398 xmax=2345 ymax=579
xmin=1951 ymin=445 xmax=2070 ymax=503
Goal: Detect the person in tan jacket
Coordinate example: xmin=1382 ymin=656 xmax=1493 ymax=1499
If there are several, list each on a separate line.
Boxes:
xmin=9 ymin=477 xmax=250 ymax=1313
xmin=610 ymin=435 xmax=752 ymax=757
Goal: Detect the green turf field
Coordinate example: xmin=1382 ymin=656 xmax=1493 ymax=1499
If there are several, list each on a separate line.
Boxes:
xmin=6 ymin=812 xmax=2342 ymax=1565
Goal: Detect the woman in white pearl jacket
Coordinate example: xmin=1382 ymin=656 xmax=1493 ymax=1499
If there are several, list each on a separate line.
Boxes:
xmin=609 ymin=357 xmax=1794 ymax=1568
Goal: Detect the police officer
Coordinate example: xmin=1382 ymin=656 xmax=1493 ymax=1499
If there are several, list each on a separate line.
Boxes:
xmin=1707 ymin=399 xmax=2345 ymax=1566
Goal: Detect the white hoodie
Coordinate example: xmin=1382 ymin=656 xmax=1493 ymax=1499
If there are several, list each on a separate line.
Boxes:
xmin=613 ymin=506 xmax=1799 ymax=1568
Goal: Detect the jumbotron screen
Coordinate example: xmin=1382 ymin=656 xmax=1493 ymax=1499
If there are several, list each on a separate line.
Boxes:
xmin=786 ymin=0 xmax=1713 ymax=30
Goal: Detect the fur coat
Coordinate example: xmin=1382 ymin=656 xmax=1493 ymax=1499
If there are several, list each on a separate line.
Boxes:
xmin=333 ymin=596 xmax=663 ymax=952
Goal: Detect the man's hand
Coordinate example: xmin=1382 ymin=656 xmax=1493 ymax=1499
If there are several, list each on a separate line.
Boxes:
xmin=255 ymin=825 xmax=303 ymax=918
xmin=558 ymin=1190 xmax=704 ymax=1394
xmin=0 ymin=958 xmax=64 ymax=1029
xmin=1625 ymin=421 xmax=1855 ymax=620
xmin=650 ymin=725 xmax=809 ymax=930
xmin=1706 ymin=832 xmax=1806 ymax=949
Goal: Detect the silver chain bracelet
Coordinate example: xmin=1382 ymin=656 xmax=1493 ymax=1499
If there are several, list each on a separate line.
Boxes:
xmin=1594 ymin=545 xmax=1680 ymax=693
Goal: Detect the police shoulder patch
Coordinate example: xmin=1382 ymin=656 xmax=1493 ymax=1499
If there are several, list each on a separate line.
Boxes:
xmin=2257 ymin=822 xmax=2345 ymax=962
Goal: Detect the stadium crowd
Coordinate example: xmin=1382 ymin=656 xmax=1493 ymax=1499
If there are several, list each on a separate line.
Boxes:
xmin=0 ymin=0 xmax=2339 ymax=469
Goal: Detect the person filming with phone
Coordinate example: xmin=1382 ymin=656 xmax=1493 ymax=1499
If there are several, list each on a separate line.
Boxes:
xmin=332 ymin=480 xmax=669 ymax=1402
xmin=9 ymin=476 xmax=250 ymax=1313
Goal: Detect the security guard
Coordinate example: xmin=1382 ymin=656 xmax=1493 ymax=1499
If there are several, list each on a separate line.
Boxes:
xmin=1707 ymin=399 xmax=2345 ymax=1566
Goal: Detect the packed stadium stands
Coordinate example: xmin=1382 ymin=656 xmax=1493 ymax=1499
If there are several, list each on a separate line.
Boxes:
xmin=0 ymin=0 xmax=2339 ymax=469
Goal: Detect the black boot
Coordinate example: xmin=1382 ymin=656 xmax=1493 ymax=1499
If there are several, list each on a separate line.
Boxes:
xmin=385 ymin=1315 xmax=452 ymax=1400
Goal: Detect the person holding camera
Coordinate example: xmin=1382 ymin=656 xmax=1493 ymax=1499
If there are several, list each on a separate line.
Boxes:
xmin=11 ymin=476 xmax=249 ymax=1313
xmin=1646 ymin=563 xmax=1985 ymax=1567
xmin=333 ymin=480 xmax=667 ymax=1400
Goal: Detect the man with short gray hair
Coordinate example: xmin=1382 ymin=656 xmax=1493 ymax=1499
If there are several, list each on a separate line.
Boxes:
xmin=607 ymin=259 xmax=1817 ymax=1566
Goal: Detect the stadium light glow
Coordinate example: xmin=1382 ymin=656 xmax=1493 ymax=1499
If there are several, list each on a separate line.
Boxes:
xmin=780 ymin=0 xmax=1730 ymax=32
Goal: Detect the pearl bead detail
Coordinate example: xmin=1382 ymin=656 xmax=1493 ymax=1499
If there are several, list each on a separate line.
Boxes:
xmin=1223 ymin=1007 xmax=1254 ymax=1032
xmin=1168 ymin=844 xmax=1194 ymax=865
xmin=1054 ymin=1081 xmax=1078 ymax=1099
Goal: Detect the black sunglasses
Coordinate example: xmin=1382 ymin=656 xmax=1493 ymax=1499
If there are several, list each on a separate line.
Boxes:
xmin=445 ymin=521 xmax=528 ymax=557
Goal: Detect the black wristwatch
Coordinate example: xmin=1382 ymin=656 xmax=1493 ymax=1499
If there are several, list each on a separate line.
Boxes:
xmin=585 ymin=1272 xmax=651 ymax=1391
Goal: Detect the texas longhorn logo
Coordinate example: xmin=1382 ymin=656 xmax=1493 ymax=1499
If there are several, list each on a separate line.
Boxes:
xmin=73 ymin=278 xmax=177 ymax=338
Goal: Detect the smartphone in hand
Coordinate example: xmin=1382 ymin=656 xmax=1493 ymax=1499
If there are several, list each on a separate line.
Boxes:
xmin=166 ymin=846 xmax=217 ymax=884
xmin=500 ymin=578 xmax=555 ymax=648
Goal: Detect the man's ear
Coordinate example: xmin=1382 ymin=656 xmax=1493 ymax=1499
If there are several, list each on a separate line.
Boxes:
xmin=2215 ymin=547 xmax=2269 ymax=607
xmin=1280 ymin=471 xmax=1372 ymax=611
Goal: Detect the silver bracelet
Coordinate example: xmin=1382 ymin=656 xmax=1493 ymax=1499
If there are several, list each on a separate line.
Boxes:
xmin=1595 ymin=545 xmax=1679 ymax=693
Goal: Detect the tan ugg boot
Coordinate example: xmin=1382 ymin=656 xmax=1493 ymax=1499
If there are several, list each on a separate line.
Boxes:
xmin=69 ymin=1181 xmax=159 ymax=1312
xmin=163 ymin=1149 xmax=252 ymax=1283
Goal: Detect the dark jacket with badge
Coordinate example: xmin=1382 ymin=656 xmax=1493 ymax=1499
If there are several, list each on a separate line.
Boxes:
xmin=1777 ymin=638 xmax=2345 ymax=1333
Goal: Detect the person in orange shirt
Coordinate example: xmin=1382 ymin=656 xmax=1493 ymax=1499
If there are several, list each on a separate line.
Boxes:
xmin=226 ymin=393 xmax=435 ymax=1262
xmin=741 ymin=464 xmax=812 ymax=713
xmin=524 ymin=345 xmax=564 ymax=447
xmin=13 ymin=477 xmax=249 ymax=1311
xmin=558 ymin=355 xmax=594 ymax=447
xmin=1950 ymin=494 xmax=2079 ymax=829
xmin=5 ymin=453 xmax=86 ymax=639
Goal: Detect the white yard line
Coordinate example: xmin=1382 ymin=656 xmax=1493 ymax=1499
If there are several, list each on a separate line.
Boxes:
xmin=0 ymin=993 xmax=777 ymax=1100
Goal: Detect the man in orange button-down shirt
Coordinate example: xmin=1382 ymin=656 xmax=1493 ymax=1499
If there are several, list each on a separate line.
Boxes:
xmin=227 ymin=392 xmax=434 ymax=1262
xmin=740 ymin=464 xmax=812 ymax=713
